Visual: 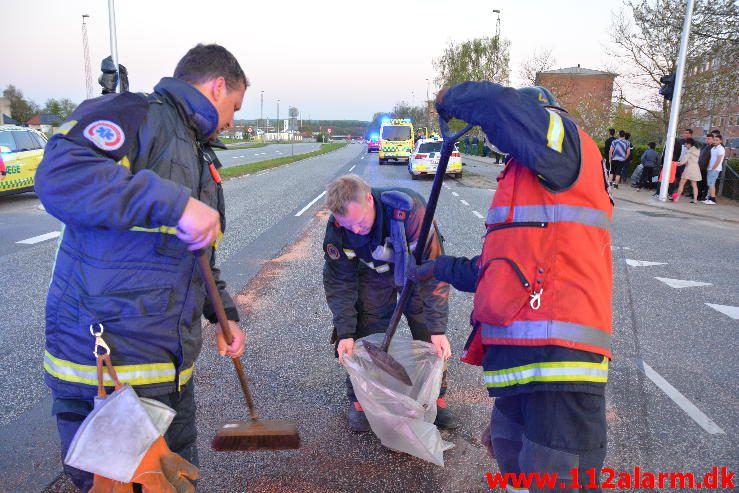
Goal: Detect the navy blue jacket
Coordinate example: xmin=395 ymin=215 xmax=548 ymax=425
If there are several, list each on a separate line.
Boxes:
xmin=36 ymin=78 xmax=238 ymax=399
xmin=323 ymin=188 xmax=449 ymax=339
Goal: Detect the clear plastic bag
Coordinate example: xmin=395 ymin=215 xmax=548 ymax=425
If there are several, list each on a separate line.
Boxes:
xmin=344 ymin=333 xmax=454 ymax=466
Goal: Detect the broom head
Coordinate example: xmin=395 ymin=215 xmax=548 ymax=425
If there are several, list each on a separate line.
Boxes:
xmin=212 ymin=419 xmax=300 ymax=451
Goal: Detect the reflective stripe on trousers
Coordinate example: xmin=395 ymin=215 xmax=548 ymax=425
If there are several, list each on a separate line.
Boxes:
xmin=44 ymin=350 xmax=193 ymax=389
xmin=486 ymin=204 xmax=611 ymax=230
xmin=484 ymin=357 xmax=608 ymax=388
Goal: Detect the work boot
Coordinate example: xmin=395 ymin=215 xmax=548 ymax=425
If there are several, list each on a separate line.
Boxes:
xmin=348 ymin=402 xmax=370 ymax=433
xmin=434 ymin=397 xmax=459 ymax=430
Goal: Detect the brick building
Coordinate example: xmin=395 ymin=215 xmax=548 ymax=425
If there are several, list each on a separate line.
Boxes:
xmin=535 ymin=65 xmax=617 ymax=135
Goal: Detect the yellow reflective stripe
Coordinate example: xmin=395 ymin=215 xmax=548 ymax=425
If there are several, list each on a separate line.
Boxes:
xmin=44 ymin=350 xmax=192 ymax=387
xmin=343 ymin=248 xmax=356 ymax=259
xmin=376 ymin=264 xmax=390 ymax=273
xmin=118 ymin=155 xmax=131 ymax=170
xmin=57 ymin=120 xmax=78 ymax=135
xmin=130 ymin=225 xmax=179 ymax=235
xmin=128 ymin=227 xmax=223 ymax=249
xmin=546 ymin=110 xmax=565 ymax=153
xmin=484 ymin=357 xmax=608 ymax=388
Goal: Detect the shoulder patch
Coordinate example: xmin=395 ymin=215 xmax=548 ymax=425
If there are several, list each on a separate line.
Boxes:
xmin=326 ymin=243 xmax=340 ymax=260
xmin=83 ymin=120 xmax=125 ymax=151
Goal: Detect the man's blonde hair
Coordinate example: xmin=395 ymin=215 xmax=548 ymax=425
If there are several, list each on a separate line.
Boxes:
xmin=326 ymin=174 xmax=371 ymax=215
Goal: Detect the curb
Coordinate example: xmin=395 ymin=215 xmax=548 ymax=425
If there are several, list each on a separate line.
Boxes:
xmin=615 ymin=194 xmax=739 ymax=224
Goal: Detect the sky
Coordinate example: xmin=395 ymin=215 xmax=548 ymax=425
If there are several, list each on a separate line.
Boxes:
xmin=2 ymin=0 xmax=628 ymax=121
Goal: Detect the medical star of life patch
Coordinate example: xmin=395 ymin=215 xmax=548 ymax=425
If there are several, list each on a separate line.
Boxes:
xmin=83 ymin=120 xmax=125 ymax=151
xmin=326 ymin=243 xmax=340 ymax=260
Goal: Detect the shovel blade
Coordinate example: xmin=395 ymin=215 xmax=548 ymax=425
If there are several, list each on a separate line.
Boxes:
xmin=362 ymin=340 xmax=413 ymax=386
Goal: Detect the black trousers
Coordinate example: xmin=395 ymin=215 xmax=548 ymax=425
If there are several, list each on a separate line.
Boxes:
xmin=698 ymin=169 xmax=709 ymax=200
xmin=54 ymin=382 xmax=198 ymax=492
xmin=639 ymin=166 xmax=655 ymax=189
xmin=490 ymin=392 xmax=607 ymax=492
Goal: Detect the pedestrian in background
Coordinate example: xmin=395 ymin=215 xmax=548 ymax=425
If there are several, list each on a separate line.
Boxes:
xmin=463 ymin=135 xmax=470 ymax=154
xmin=697 ymin=133 xmax=713 ymax=201
xmin=35 ymin=43 xmax=248 ymax=492
xmin=603 ymin=128 xmax=616 ymax=174
xmin=471 ymin=134 xmax=479 ymax=155
xmin=624 ymin=132 xmax=635 ymax=182
xmin=704 ymin=133 xmax=725 ymax=205
xmin=673 ymin=138 xmax=701 ymax=203
xmin=608 ymin=130 xmax=630 ymax=189
xmin=637 ymin=142 xmax=659 ymax=191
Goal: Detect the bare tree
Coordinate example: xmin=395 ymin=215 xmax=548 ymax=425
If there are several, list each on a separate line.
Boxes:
xmin=609 ymin=0 xmax=739 ymax=133
xmin=519 ymin=48 xmax=557 ymax=86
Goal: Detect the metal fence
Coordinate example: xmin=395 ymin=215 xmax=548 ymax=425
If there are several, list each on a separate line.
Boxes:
xmin=718 ymin=161 xmax=739 ymax=202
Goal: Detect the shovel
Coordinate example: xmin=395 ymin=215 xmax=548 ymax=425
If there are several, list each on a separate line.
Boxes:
xmin=363 ymin=119 xmax=473 ymax=385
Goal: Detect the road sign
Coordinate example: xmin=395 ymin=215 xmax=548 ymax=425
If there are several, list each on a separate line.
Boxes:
xmin=247 ymin=127 xmax=253 ymax=133
xmin=327 ymin=128 xmax=332 ymax=134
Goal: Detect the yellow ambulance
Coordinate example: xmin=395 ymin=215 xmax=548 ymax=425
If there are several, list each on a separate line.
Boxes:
xmin=379 ymin=118 xmax=414 ymax=165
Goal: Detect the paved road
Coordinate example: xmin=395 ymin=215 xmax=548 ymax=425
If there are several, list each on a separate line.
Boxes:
xmin=216 ymin=142 xmax=321 ymax=168
xmin=1 ymin=148 xmax=737 ymax=491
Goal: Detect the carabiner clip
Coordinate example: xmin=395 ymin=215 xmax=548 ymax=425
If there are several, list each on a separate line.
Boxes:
xmin=529 ymin=288 xmax=543 ymax=310
xmin=90 ymin=323 xmax=110 ymax=357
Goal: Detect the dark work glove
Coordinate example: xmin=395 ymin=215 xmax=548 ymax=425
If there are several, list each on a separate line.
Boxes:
xmin=408 ymin=260 xmax=436 ymax=282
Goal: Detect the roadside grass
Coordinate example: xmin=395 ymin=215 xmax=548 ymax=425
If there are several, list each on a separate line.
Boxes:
xmin=219 ymin=143 xmax=347 ymax=180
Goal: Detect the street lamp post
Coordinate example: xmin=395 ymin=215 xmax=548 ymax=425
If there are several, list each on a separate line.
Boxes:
xmin=81 ymin=15 xmax=93 ymax=100
xmin=259 ymin=90 xmax=264 ymax=140
xmin=107 ymin=0 xmax=120 ymax=88
xmin=277 ymin=99 xmax=280 ymax=142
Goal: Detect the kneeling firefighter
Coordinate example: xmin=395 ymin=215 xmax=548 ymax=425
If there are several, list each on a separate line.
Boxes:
xmin=322 ymin=174 xmax=457 ymax=433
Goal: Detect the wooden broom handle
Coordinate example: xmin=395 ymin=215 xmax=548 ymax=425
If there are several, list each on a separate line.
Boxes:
xmin=195 ymin=251 xmax=259 ymax=420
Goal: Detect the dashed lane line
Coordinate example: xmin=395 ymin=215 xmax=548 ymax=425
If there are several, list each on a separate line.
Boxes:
xmin=16 ymin=231 xmax=60 ymax=245
xmin=635 ymin=359 xmax=725 ymax=435
xmin=349 ymin=165 xmax=356 ymax=172
xmin=295 ymin=191 xmax=326 ymax=217
xmin=655 ymin=277 xmax=713 ymax=289
xmin=460 ymin=200 xmax=470 ymax=207
xmin=705 ymin=303 xmax=739 ymax=320
xmin=451 ymin=192 xmax=459 ymax=197
xmin=473 ymin=211 xmax=484 ymax=219
xmin=625 ymin=259 xmax=668 ymax=267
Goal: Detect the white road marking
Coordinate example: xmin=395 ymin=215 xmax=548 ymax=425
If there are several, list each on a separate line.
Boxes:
xmin=705 ymin=303 xmax=739 ymax=320
xmin=361 ymin=156 xmax=365 ymax=160
xmin=472 ymin=211 xmax=484 ymax=219
xmin=239 ymin=155 xmax=244 ymax=158
xmin=451 ymin=192 xmax=459 ymax=197
xmin=635 ymin=359 xmax=725 ymax=435
xmin=232 ymin=156 xmax=238 ymax=159
xmin=295 ymin=191 xmax=326 ymax=217
xmin=349 ymin=165 xmax=356 ymax=171
xmin=460 ymin=199 xmax=470 ymax=206
xmin=655 ymin=277 xmax=713 ymax=289
xmin=17 ymin=231 xmax=60 ymax=245
xmin=625 ymin=259 xmax=668 ymax=267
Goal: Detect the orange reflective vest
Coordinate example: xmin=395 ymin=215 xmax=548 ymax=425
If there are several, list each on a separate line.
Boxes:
xmin=471 ymin=127 xmax=613 ymax=360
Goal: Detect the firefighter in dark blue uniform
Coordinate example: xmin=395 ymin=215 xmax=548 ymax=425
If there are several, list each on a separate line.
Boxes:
xmin=35 ymin=44 xmax=247 ymax=492
xmin=322 ymin=174 xmax=457 ymax=432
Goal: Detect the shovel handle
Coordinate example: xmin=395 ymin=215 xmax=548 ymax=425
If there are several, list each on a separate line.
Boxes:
xmin=195 ymin=251 xmax=258 ymax=421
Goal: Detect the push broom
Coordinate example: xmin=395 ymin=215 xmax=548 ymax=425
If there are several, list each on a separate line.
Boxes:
xmin=195 ymin=251 xmax=300 ymax=451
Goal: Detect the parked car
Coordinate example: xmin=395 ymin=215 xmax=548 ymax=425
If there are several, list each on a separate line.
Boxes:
xmin=408 ymin=137 xmax=462 ymax=180
xmin=0 ymin=126 xmax=47 ymax=196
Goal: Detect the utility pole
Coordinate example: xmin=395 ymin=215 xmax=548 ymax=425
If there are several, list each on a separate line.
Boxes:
xmin=493 ymin=9 xmax=501 ymax=39
xmin=658 ymin=0 xmax=695 ymax=202
xmin=259 ymin=90 xmax=264 ymax=140
xmin=81 ymin=14 xmax=93 ymax=99
xmin=425 ymin=78 xmax=430 ymax=129
xmin=107 ymin=0 xmax=120 ymax=88
xmin=277 ymin=99 xmax=280 ymax=141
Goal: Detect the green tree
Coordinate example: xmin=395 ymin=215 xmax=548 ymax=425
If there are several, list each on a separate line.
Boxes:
xmin=433 ymin=36 xmax=511 ymax=89
xmin=3 ymin=85 xmax=39 ymax=124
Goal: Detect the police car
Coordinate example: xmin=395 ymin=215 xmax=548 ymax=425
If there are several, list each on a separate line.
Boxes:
xmin=0 ymin=126 xmax=47 ymax=196
xmin=408 ymin=137 xmax=463 ymax=180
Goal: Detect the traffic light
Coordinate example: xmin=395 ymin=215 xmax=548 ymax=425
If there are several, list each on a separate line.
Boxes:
xmin=98 ymin=56 xmax=129 ymax=94
xmin=98 ymin=56 xmax=118 ymax=94
xmin=659 ymin=73 xmax=676 ymax=101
